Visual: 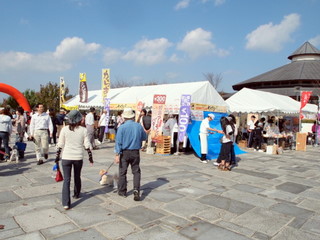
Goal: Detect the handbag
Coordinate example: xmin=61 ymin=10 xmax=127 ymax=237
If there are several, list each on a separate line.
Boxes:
xmin=55 ymin=169 xmax=64 ymax=182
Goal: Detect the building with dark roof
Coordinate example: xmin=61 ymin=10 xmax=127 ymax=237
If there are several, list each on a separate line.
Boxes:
xmin=232 ymin=42 xmax=320 ymax=104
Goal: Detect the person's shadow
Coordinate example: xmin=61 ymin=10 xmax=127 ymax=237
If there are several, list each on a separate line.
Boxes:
xmin=139 ymin=177 xmax=169 ymax=201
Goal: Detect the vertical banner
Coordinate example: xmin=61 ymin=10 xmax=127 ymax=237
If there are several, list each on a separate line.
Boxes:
xmin=79 ymin=73 xmax=88 ymax=103
xmin=178 ymin=94 xmax=191 ymax=142
xmin=59 ymin=77 xmax=66 ymax=108
xmin=102 ymin=69 xmax=110 ymax=103
xmin=104 ymin=98 xmax=111 ymax=133
xmin=135 ymin=100 xmax=145 ymax=121
xmin=300 ymin=91 xmax=312 ymax=119
xmin=151 ymin=94 xmax=166 ymax=141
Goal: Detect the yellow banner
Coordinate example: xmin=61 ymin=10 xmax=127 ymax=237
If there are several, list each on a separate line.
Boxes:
xmin=79 ymin=73 xmax=86 ymax=82
xmin=191 ymin=103 xmax=227 ymax=113
xmin=61 ymin=104 xmax=79 ymax=111
xmin=110 ymin=103 xmax=136 ymax=110
xmin=102 ymin=69 xmax=110 ymax=102
xmin=59 ymin=77 xmax=66 ymax=108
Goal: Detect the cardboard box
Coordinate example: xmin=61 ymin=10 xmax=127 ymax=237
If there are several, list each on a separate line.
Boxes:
xmin=237 ymin=140 xmax=247 ymax=148
xmin=296 ymin=132 xmax=307 ymax=151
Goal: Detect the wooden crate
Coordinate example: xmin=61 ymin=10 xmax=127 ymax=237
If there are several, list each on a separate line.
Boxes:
xmin=296 ymin=132 xmax=307 ymax=151
xmin=155 ymin=136 xmax=171 ymax=154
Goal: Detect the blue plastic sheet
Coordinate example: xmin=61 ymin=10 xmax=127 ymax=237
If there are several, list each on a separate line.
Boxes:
xmin=186 ymin=111 xmax=246 ymax=160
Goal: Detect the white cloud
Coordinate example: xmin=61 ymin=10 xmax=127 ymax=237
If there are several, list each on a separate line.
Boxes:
xmin=169 ymin=54 xmax=182 ymax=63
xmin=166 ymin=72 xmax=179 ymax=79
xmin=0 ymin=37 xmax=100 ymax=72
xmin=245 ymin=13 xmax=301 ymax=52
xmin=213 ymin=0 xmax=226 ymax=6
xmin=309 ymin=35 xmax=320 ymax=47
xmin=123 ymin=38 xmax=173 ymax=65
xmin=175 ymin=0 xmax=191 ymax=10
xmin=103 ymin=48 xmax=123 ymax=64
xmin=177 ymin=28 xmax=229 ymax=59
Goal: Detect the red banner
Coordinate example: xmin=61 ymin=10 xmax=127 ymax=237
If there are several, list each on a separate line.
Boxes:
xmin=151 ymin=95 xmax=166 ymax=141
xmin=300 ymin=91 xmax=312 ymax=119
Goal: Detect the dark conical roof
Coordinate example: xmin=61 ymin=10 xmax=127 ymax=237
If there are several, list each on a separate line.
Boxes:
xmin=288 ymin=41 xmax=320 ymax=60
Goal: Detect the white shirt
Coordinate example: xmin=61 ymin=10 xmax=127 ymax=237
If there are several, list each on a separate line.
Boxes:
xmin=0 ymin=115 xmax=12 ymax=134
xmin=199 ymin=118 xmax=210 ymax=134
xmin=247 ymin=120 xmax=255 ymax=130
xmin=85 ymin=112 xmax=94 ymax=125
xmin=221 ymin=125 xmax=234 ymax=143
xmin=57 ymin=126 xmax=92 ymax=160
xmin=98 ymin=113 xmax=107 ymax=127
xmin=29 ymin=112 xmax=53 ymax=135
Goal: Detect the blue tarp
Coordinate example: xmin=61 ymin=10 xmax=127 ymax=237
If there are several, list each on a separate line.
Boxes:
xmin=186 ymin=111 xmax=246 ymax=160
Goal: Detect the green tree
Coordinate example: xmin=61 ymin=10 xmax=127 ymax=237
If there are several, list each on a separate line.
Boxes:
xmin=24 ymin=89 xmax=38 ymax=110
xmin=1 ymin=96 xmax=18 ymax=109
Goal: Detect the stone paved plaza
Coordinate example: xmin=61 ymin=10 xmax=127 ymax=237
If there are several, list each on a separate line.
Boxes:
xmin=0 ymin=140 xmax=319 ymax=240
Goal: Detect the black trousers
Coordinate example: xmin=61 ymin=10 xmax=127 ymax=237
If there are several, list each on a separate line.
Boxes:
xmin=98 ymin=126 xmax=106 ymax=142
xmin=118 ymin=150 xmax=141 ymax=194
xmin=62 ymin=160 xmax=83 ymax=207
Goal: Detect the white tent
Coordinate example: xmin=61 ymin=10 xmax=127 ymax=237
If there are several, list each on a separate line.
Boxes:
xmin=226 ymin=88 xmax=317 ymax=115
xmin=63 ymin=81 xmax=228 ymax=113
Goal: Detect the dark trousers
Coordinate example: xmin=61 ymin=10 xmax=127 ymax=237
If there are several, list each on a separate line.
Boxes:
xmin=0 ymin=132 xmax=10 ymax=156
xmin=247 ymin=131 xmax=254 ymax=148
xmin=49 ymin=128 xmax=57 ymax=144
xmin=118 ymin=150 xmax=141 ymax=194
xmin=62 ymin=160 xmax=83 ymax=207
xmin=98 ymin=126 xmax=106 ymax=142
xmin=230 ymin=144 xmax=236 ymax=163
xmin=253 ymin=135 xmax=262 ymax=149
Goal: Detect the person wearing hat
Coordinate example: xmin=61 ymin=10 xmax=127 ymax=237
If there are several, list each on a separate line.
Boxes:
xmin=199 ymin=113 xmax=219 ymax=163
xmin=55 ymin=110 xmax=94 ymax=210
xmin=114 ymin=108 xmax=147 ymax=201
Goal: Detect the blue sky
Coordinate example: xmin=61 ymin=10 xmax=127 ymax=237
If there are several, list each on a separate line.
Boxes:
xmin=1 ymin=0 xmax=320 ymax=100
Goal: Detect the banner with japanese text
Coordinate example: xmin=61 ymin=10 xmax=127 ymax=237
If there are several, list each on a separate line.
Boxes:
xmin=151 ymin=94 xmax=166 ymax=141
xmin=178 ymin=94 xmax=191 ymax=142
xmin=79 ymin=73 xmax=88 ymax=103
xmin=102 ymin=69 xmax=110 ymax=103
xmin=59 ymin=77 xmax=66 ymax=108
xmin=104 ymin=98 xmax=111 ymax=133
xmin=300 ymin=91 xmax=312 ymax=119
xmin=135 ymin=100 xmax=145 ymax=122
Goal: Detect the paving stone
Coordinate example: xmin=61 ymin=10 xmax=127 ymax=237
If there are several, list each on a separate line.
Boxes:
xmin=289 ymin=217 xmax=309 ymax=229
xmin=40 ymin=223 xmax=78 ymax=239
xmin=160 ymin=215 xmax=192 ymax=231
xmin=0 ymin=228 xmax=24 ymax=240
xmin=148 ymin=189 xmax=184 ymax=202
xmin=251 ymin=231 xmax=271 ymax=240
xmin=0 ymin=217 xmax=19 ymax=231
xmin=14 ymin=208 xmax=69 ymax=232
xmin=299 ymin=189 xmax=320 ymax=200
xmin=65 ymin=205 xmax=117 ymax=228
xmin=14 ymin=183 xmax=62 ymax=199
xmin=221 ymin=189 xmax=277 ymax=208
xmin=6 ymin=231 xmax=45 ymax=240
xmin=198 ymin=194 xmax=255 ymax=215
xmin=96 ymin=220 xmax=137 ymax=239
xmin=231 ymin=184 xmax=265 ymax=194
xmin=272 ymin=226 xmax=320 ymax=240
xmin=298 ymin=198 xmax=320 ymax=213
xmin=196 ymin=207 xmax=238 ymax=222
xmin=125 ymin=225 xmax=189 ymax=240
xmin=232 ymin=207 xmax=293 ymax=236
xmin=0 ymin=191 xmax=21 ymax=203
xmin=301 ymin=218 xmax=320 ymax=235
xmin=179 ymin=221 xmax=251 ymax=240
xmin=276 ymin=182 xmax=312 ymax=194
xmin=270 ymin=202 xmax=314 ymax=219
xmin=259 ymin=189 xmax=298 ymax=202
xmin=164 ymin=198 xmax=210 ymax=219
xmin=232 ymin=169 xmax=278 ymax=179
xmin=52 ymin=228 xmax=107 ymax=240
xmin=171 ymin=185 xmax=210 ymax=197
xmin=118 ymin=205 xmax=164 ymax=226
xmin=216 ymin=220 xmax=256 ymax=237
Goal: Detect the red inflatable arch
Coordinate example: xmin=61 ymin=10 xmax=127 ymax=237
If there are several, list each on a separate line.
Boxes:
xmin=0 ymin=83 xmax=31 ymax=112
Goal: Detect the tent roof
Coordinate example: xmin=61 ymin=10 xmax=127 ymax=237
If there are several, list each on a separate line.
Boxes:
xmin=226 ymin=88 xmax=317 ymax=114
xmin=63 ymin=81 xmax=228 ymax=112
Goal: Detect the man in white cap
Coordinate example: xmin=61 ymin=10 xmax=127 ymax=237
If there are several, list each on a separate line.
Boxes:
xmin=114 ymin=108 xmax=147 ymax=201
xmin=199 ymin=113 xmax=217 ymax=163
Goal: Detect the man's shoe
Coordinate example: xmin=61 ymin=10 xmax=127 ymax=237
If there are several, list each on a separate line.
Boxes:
xmin=44 ymin=154 xmax=48 ymax=159
xmin=37 ymin=159 xmax=44 ymax=165
xmin=200 ymin=159 xmax=208 ymax=164
xmin=118 ymin=192 xmax=127 ymax=198
xmin=72 ymin=195 xmax=80 ymax=199
xmin=133 ymin=190 xmax=140 ymax=201
xmin=213 ymin=161 xmax=219 ymax=166
xmin=63 ymin=206 xmax=70 ymax=210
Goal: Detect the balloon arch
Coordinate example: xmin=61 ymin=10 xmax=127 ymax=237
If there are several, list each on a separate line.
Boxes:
xmin=0 ymin=83 xmax=31 ymax=112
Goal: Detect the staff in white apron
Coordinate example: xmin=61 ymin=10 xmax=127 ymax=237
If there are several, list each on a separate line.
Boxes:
xmin=199 ymin=113 xmax=217 ymax=163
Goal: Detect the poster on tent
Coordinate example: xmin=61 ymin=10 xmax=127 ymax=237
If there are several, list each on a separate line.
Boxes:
xmin=79 ymin=73 xmax=88 ymax=103
xmin=151 ymin=94 xmax=166 ymax=142
xmin=102 ymin=69 xmax=110 ymax=103
xmin=135 ymin=100 xmax=145 ymax=122
xmin=178 ymin=94 xmax=191 ymax=142
xmin=104 ymin=98 xmax=111 ymax=133
xmin=59 ymin=77 xmax=66 ymax=108
xmin=191 ymin=110 xmax=204 ymax=121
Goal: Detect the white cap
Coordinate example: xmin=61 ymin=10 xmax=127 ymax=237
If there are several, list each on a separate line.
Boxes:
xmin=208 ymin=113 xmax=215 ymax=119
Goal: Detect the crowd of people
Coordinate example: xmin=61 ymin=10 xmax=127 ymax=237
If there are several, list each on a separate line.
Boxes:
xmin=1 ymin=103 xmax=318 ymax=210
